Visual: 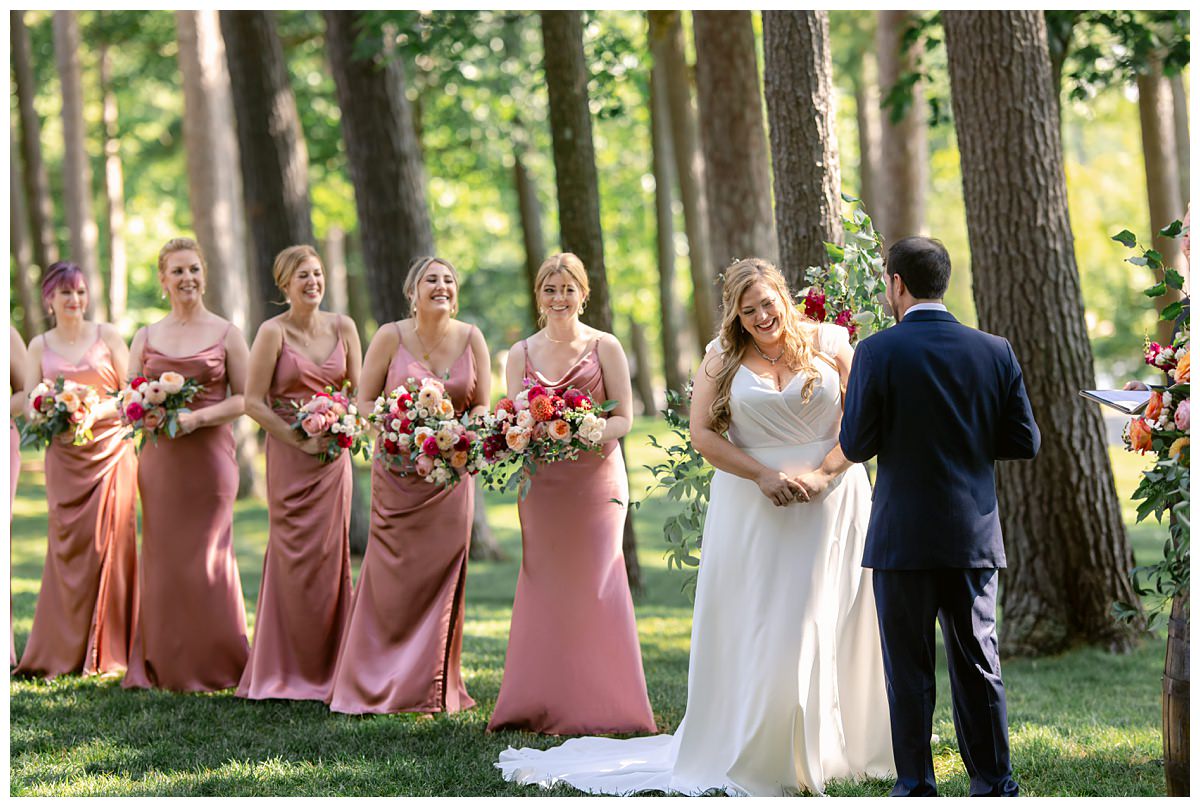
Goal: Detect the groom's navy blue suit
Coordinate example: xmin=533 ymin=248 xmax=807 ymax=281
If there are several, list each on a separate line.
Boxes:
xmin=840 ymin=308 xmax=1039 ymax=797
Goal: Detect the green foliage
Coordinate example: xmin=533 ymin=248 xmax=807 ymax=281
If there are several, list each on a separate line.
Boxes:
xmin=803 ymin=197 xmax=894 ymax=341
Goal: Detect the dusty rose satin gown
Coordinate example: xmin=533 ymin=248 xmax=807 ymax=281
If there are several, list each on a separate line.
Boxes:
xmin=327 ymin=324 xmax=478 ymax=714
xmin=236 ymin=333 xmax=353 ymax=701
xmin=14 ymin=335 xmax=139 ymax=678
xmin=487 ymin=339 xmax=656 ymax=735
xmin=123 ymin=325 xmax=250 ymax=692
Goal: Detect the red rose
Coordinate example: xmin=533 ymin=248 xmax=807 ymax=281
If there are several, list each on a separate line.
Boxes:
xmin=398 ymin=416 xmax=415 ymax=434
xmin=126 ymin=402 xmax=145 ymax=422
xmin=834 ymin=308 xmax=857 ymax=339
xmin=527 ymin=384 xmax=549 ymax=401
xmin=563 ymin=389 xmax=587 ymax=409
xmin=130 ymin=376 xmax=148 ymax=390
xmin=337 ymin=433 xmax=352 ymax=448
xmin=383 ymin=439 xmax=400 ymax=455
xmin=803 ymin=289 xmax=827 ymax=322
xmin=422 ymin=436 xmax=440 ymax=457
xmin=32 ymin=395 xmax=44 ymax=412
xmin=455 ymin=435 xmax=470 ymax=451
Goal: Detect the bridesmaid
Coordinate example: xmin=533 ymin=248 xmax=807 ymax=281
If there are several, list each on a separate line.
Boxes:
xmin=10 ymin=326 xmax=26 ymax=666
xmin=14 ymin=263 xmax=139 ymax=679
xmin=488 ymin=253 xmax=656 ymax=735
xmin=237 ymin=245 xmax=361 ymax=701
xmin=327 ymin=255 xmax=490 ymax=715
xmin=122 ymin=237 xmax=251 ymax=692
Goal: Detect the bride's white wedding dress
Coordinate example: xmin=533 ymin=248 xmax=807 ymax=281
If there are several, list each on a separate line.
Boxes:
xmin=496 ymin=324 xmax=895 ymax=795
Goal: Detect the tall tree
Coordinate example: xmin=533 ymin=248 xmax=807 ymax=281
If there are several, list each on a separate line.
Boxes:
xmin=53 ymin=11 xmax=105 ymax=317
xmin=693 ymin=12 xmax=778 ymax=275
xmin=944 ymin=10 xmax=1139 ymax=655
xmin=323 ymin=226 xmax=350 ymax=316
xmin=97 ymin=44 xmax=128 ymax=328
xmin=512 ymin=125 xmax=546 ymax=333
xmin=176 ymin=10 xmax=262 ymax=499
xmin=10 ymin=133 xmax=42 ymax=339
xmin=540 ymin=10 xmax=643 ymax=594
xmin=11 ymin=11 xmax=59 ymax=277
xmin=1169 ymin=74 xmax=1189 ymax=210
xmin=649 ymin=41 xmax=686 ymax=394
xmin=648 ymin=11 xmax=716 ymax=351
xmin=221 ymin=10 xmax=316 ymax=328
xmin=324 ymin=11 xmax=434 ymax=325
xmin=876 ymin=10 xmax=928 ymax=241
xmin=763 ymin=11 xmax=843 ymax=285
xmin=855 ymin=54 xmax=883 ymax=216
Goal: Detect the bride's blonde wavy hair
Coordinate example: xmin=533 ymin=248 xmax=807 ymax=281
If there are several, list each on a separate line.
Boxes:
xmin=706 ymin=258 xmax=821 ymax=434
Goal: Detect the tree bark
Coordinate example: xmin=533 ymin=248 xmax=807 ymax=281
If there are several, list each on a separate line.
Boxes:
xmin=469 ymin=477 xmax=506 ymax=562
xmin=323 ymin=225 xmax=350 ymax=315
xmin=221 ymin=10 xmax=316 ymax=330
xmin=693 ymin=12 xmax=778 ymax=278
xmin=10 ymin=132 xmax=42 ymax=340
xmin=513 ymin=134 xmax=546 ymax=334
xmin=176 ymin=10 xmax=262 ymax=499
xmin=12 ymin=11 xmax=60 ymax=276
xmin=628 ymin=319 xmax=658 ymax=415
xmin=324 ymin=11 xmax=435 ymax=326
xmin=1136 ymin=58 xmax=1186 ymax=347
xmin=1169 ymin=72 xmax=1190 ymax=215
xmin=349 ymin=466 xmax=370 ymax=555
xmin=763 ymin=11 xmax=843 ymax=287
xmin=649 ymin=45 xmax=686 ymax=395
xmin=98 ymin=44 xmax=128 ymax=328
xmin=540 ymin=10 xmax=642 ymax=594
xmin=854 ymin=53 xmax=883 ymax=218
xmin=876 ymin=10 xmax=928 ymax=242
xmin=343 ymin=231 xmax=372 ymax=345
xmin=53 ymin=11 xmax=105 ymax=318
xmin=944 ymin=10 xmax=1140 ymax=656
xmin=649 ymin=11 xmax=717 ymax=352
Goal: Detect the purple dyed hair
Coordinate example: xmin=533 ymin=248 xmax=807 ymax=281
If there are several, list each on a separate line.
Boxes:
xmin=41 ymin=262 xmax=87 ymax=313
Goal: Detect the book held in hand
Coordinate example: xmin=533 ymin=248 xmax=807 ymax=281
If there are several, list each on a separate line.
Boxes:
xmin=1078 ymin=389 xmax=1152 ymax=415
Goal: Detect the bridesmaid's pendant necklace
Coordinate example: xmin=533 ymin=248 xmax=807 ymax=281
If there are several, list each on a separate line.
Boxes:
xmin=753 ymin=341 xmax=784 ymax=365
xmin=414 ymin=321 xmax=450 ymax=361
xmin=544 ymin=327 xmax=581 ymax=344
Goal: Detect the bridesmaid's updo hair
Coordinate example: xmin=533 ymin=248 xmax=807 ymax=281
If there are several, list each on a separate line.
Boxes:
xmin=404 ymin=256 xmax=460 ymax=316
xmin=706 ymin=258 xmax=820 ymax=435
xmin=157 ymin=237 xmax=207 ymax=279
xmin=534 ymin=253 xmax=590 ymax=327
xmin=41 ymin=261 xmax=87 ymax=315
xmin=273 ymin=244 xmax=322 ymax=293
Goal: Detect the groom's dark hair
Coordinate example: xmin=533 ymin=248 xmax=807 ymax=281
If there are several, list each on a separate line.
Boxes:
xmin=885 ymin=236 xmax=951 ymax=300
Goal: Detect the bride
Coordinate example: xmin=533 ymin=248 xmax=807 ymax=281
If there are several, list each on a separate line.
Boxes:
xmin=496 ymin=258 xmax=895 ymax=795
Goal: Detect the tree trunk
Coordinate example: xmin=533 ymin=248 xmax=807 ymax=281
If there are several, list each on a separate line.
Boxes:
xmin=324 ymin=11 xmax=435 ymax=325
xmin=854 ymin=54 xmax=883 ymax=217
xmin=1136 ymin=58 xmax=1186 ymax=347
xmin=763 ymin=11 xmax=843 ymax=287
xmin=98 ymin=45 xmax=128 ymax=329
xmin=176 ymin=10 xmax=263 ymax=500
xmin=12 ymin=11 xmax=60 ymax=276
xmin=876 ymin=10 xmax=927 ymax=242
xmin=1043 ymin=11 xmax=1077 ymax=124
xmin=693 ymin=12 xmax=778 ymax=276
xmin=53 ymin=11 xmax=105 ymax=318
xmin=323 ymin=225 xmax=350 ymax=315
xmin=343 ymin=231 xmax=372 ymax=345
xmin=649 ymin=46 xmax=685 ymax=394
xmin=540 ymin=10 xmax=642 ymax=594
xmin=10 ymin=132 xmax=41 ymax=340
xmin=513 ymin=135 xmax=546 ymax=333
xmin=349 ymin=466 xmax=370 ymax=555
xmin=629 ymin=319 xmax=658 ymax=415
xmin=221 ymin=10 xmax=316 ymax=330
xmin=469 ymin=477 xmax=506 ymax=562
xmin=1169 ymin=73 xmax=1189 ymax=212
xmin=944 ymin=10 xmax=1140 ymax=656
xmin=649 ymin=11 xmax=716 ymax=352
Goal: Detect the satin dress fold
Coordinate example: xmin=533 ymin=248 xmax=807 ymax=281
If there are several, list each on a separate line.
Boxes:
xmin=122 ymin=329 xmax=250 ymax=692
xmin=14 ymin=335 xmax=139 ymax=678
xmin=237 ymin=334 xmax=354 ymax=701
xmin=327 ymin=326 xmax=477 ymax=714
xmin=496 ymin=324 xmax=894 ymax=795
xmin=487 ymin=339 xmax=656 ymax=736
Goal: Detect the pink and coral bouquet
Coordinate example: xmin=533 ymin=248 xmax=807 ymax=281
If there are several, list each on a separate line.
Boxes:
xmin=116 ymin=370 xmax=203 ymax=447
xmin=20 ymin=375 xmax=101 ymax=449
xmin=282 ymin=380 xmax=370 ymax=463
xmin=368 ymin=376 xmax=482 ymax=487
xmin=1124 ymin=327 xmax=1189 ymax=462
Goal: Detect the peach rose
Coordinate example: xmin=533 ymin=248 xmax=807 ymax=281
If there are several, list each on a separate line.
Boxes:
xmin=438 ymin=398 xmax=455 ymax=418
xmin=302 ymin=413 xmax=326 ymax=436
xmin=1128 ymin=417 xmax=1153 ymax=453
xmin=159 ymin=371 xmax=186 ymax=395
xmin=516 ymin=410 xmax=535 ymax=430
xmin=547 ymin=419 xmax=572 ymax=441
xmin=505 ymin=427 xmax=531 ymax=452
xmin=418 ymin=385 xmax=443 ymax=411
xmin=415 ymin=454 xmax=435 ymax=476
xmin=142 ymin=407 xmax=166 ymax=432
xmin=1174 ymin=351 xmax=1190 ymax=383
xmin=143 ymin=381 xmax=168 ymax=405
xmin=449 ymin=450 xmax=469 ymax=469
xmin=1146 ymin=391 xmax=1164 ymax=421
xmin=1169 ymin=436 xmax=1189 ymax=462
xmin=57 ymin=389 xmax=82 ymax=413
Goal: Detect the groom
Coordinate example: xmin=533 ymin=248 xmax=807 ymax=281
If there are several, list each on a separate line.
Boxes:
xmin=839 ymin=237 xmax=1040 ymax=797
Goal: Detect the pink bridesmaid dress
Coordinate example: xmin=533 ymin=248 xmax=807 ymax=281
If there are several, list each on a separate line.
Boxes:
xmin=487 ymin=338 xmax=656 ymax=735
xmin=327 ymin=323 xmax=479 ymax=714
xmin=14 ymin=335 xmax=139 ymax=678
xmin=236 ymin=332 xmax=354 ymax=701
xmin=123 ymin=324 xmax=250 ymax=692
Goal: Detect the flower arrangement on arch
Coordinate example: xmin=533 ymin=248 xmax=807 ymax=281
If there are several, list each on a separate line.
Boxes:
xmin=19 ymin=375 xmax=101 ymax=449
xmin=369 ymin=376 xmax=483 ymax=488
xmin=115 ymin=371 xmax=204 ymax=448
xmin=282 ymin=381 xmax=371 ymax=464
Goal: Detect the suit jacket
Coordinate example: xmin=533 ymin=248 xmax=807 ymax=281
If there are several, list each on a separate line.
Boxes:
xmin=839 ymin=309 xmax=1040 ymax=569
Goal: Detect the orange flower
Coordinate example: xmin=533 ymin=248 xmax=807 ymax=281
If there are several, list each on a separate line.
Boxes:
xmin=1174 ymin=351 xmax=1190 ymax=383
xmin=547 ymin=419 xmax=572 ymax=441
xmin=449 ymin=450 xmax=469 ymax=469
xmin=1129 ymin=417 xmax=1153 ymax=453
xmin=1145 ymin=391 xmax=1164 ymax=421
xmin=1169 ymin=436 xmax=1189 ymax=461
xmin=530 ymin=394 xmax=555 ymax=422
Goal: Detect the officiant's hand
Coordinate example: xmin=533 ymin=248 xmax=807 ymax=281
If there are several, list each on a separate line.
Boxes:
xmin=756 ymin=469 xmax=804 ymax=507
xmin=793 ymin=469 xmax=834 ymax=502
xmin=1123 ymin=380 xmax=1149 ymax=391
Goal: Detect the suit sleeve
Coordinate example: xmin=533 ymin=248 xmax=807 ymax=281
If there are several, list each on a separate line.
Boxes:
xmin=994 ymin=340 xmax=1040 ymax=460
xmin=839 ymin=339 xmax=881 ymax=463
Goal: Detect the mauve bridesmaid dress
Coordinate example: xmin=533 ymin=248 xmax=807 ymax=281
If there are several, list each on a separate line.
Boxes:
xmin=327 ymin=323 xmax=479 ymax=715
xmin=14 ymin=335 xmax=139 ymax=678
xmin=236 ymin=332 xmax=353 ymax=701
xmin=487 ymin=339 xmax=656 ymax=735
xmin=123 ymin=325 xmax=250 ymax=692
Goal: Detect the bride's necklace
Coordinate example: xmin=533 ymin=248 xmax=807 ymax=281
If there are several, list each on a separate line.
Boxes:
xmin=414 ymin=321 xmax=450 ymax=361
xmin=753 ymin=341 xmax=784 ymax=365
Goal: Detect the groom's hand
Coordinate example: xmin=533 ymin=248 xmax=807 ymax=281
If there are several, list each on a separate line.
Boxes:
xmin=755 ymin=469 xmax=803 ymax=507
xmin=793 ymin=470 xmax=833 ymax=502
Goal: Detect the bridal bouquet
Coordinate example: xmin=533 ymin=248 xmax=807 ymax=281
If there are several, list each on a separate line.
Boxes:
xmin=116 ymin=371 xmax=204 ymax=447
xmin=478 ymin=382 xmax=613 ymax=495
xmin=20 ymin=376 xmax=101 ymax=449
xmin=283 ymin=381 xmax=370 ymax=463
xmin=369 ymin=376 xmax=483 ymax=487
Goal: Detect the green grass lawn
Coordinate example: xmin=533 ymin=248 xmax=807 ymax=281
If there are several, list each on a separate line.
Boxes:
xmin=9 ymin=420 xmax=1172 ymax=796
